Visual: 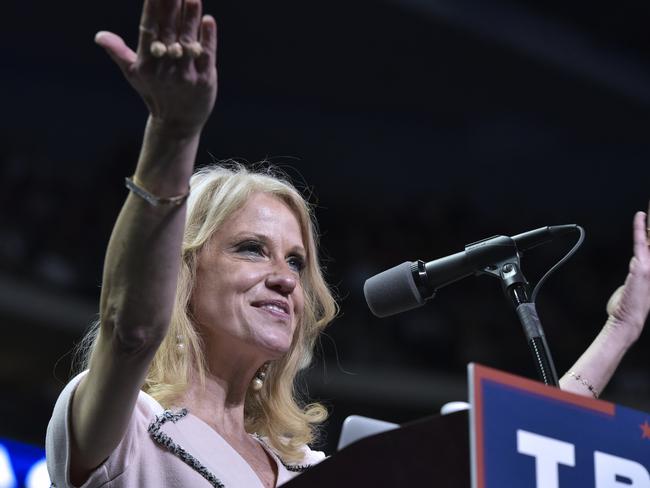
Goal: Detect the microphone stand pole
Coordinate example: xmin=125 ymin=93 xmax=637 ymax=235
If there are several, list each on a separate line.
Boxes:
xmin=485 ymin=259 xmax=559 ymax=387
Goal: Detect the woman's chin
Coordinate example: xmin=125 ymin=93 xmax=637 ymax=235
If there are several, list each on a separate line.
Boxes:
xmin=253 ymin=335 xmax=293 ymax=359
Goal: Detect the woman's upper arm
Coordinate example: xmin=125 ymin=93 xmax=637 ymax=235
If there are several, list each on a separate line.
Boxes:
xmin=67 ymin=327 xmax=161 ymax=486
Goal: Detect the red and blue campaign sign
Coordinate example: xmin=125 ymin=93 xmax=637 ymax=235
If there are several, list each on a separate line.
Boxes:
xmin=469 ymin=364 xmax=650 ymax=488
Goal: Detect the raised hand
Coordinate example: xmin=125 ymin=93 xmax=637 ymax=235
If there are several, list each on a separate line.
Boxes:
xmin=559 ymin=206 xmax=650 ymax=399
xmin=94 ymin=0 xmax=217 ymax=134
xmin=605 ymin=206 xmax=650 ymax=345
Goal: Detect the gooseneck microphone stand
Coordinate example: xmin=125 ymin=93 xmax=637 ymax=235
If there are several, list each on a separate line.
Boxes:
xmin=483 ymin=256 xmax=559 ymax=386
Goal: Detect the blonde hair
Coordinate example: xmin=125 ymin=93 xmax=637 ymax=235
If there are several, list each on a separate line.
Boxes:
xmin=81 ymin=163 xmax=337 ymax=462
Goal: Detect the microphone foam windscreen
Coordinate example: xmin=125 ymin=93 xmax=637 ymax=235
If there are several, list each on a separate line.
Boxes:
xmin=363 ymin=261 xmax=425 ymax=318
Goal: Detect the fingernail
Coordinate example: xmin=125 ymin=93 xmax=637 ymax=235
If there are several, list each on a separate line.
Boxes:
xmin=94 ymin=31 xmax=107 ymax=44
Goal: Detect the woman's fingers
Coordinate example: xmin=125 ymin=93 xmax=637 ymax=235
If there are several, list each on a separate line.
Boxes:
xmin=97 ymin=0 xmax=217 ymax=126
xmin=95 ymin=31 xmax=137 ymax=73
xmin=179 ymin=0 xmax=203 ymax=46
xmin=632 ymin=210 xmax=649 ymax=259
xmin=139 ymin=0 xmax=206 ymax=62
xmin=646 ymin=201 xmax=650 ymax=246
xmin=156 ymin=0 xmax=182 ymax=45
xmin=138 ymin=0 xmax=157 ymax=34
xmin=196 ymin=15 xmax=217 ymax=73
xmin=137 ymin=0 xmax=158 ymax=59
xmin=200 ymin=15 xmax=217 ymax=53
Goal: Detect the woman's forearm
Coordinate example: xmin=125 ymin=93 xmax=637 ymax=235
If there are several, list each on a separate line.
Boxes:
xmin=99 ymin=118 xmax=201 ymax=348
xmin=560 ymin=210 xmax=649 ymax=399
xmin=559 ymin=319 xmax=636 ymax=398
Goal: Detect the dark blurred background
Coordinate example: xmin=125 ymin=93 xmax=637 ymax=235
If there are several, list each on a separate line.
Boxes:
xmin=2 ymin=0 xmax=650 ymax=455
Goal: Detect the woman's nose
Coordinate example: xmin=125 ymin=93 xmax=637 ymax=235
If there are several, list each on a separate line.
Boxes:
xmin=265 ymin=268 xmax=298 ymax=296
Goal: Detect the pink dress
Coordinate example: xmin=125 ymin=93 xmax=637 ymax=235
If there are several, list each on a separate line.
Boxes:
xmin=46 ymin=372 xmax=326 ymax=487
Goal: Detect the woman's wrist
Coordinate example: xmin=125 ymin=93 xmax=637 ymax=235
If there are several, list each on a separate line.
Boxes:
xmin=133 ymin=117 xmax=202 ymax=196
xmin=146 ymin=114 xmax=207 ymax=140
xmin=565 ymin=371 xmax=600 ymax=399
xmin=602 ymin=315 xmax=640 ymax=351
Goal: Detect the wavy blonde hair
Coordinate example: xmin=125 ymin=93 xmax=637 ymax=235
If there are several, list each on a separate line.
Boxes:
xmin=80 ymin=163 xmax=337 ymax=462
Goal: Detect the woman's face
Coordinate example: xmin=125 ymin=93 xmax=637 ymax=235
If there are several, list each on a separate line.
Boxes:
xmin=191 ymin=192 xmax=306 ymax=360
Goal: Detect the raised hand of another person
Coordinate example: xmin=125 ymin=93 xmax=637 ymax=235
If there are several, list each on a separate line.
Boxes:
xmin=95 ymin=0 xmax=217 ymax=135
xmin=605 ymin=206 xmax=650 ymax=346
xmin=560 ymin=205 xmax=650 ymax=398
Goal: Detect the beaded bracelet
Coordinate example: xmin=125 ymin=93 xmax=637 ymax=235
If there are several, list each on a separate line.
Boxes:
xmin=568 ymin=371 xmax=599 ymax=399
xmin=125 ymin=176 xmax=189 ymax=207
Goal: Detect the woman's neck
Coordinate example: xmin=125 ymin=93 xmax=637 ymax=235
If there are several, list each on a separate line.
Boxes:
xmin=177 ymin=358 xmax=279 ymax=488
xmin=179 ymin=356 xmax=261 ymax=438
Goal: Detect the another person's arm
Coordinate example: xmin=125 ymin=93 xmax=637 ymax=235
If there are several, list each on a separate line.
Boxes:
xmin=560 ymin=207 xmax=650 ymax=398
xmin=68 ymin=0 xmax=217 ymax=483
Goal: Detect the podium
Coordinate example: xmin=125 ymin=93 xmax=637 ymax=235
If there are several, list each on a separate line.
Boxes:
xmin=285 ymin=364 xmax=650 ymax=487
xmin=283 ymin=410 xmax=470 ymax=487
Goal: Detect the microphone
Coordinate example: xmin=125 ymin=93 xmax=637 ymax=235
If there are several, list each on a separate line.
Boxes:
xmin=363 ymin=225 xmax=576 ymax=318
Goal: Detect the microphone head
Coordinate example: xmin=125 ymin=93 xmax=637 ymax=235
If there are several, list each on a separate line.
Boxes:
xmin=363 ymin=261 xmax=426 ymax=318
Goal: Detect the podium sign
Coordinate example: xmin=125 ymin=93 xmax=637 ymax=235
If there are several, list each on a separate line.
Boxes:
xmin=469 ymin=364 xmax=650 ymax=487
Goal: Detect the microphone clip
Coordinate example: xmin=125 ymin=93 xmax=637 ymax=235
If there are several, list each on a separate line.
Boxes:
xmin=480 ymin=256 xmax=532 ymax=305
xmin=479 ymin=252 xmax=559 ymax=386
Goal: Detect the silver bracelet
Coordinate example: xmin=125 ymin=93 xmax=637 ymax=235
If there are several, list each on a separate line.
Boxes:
xmin=568 ymin=371 xmax=599 ymax=399
xmin=125 ymin=176 xmax=189 ymax=207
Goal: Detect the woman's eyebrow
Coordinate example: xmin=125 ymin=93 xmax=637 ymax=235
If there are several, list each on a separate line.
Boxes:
xmin=231 ymin=232 xmax=306 ymax=255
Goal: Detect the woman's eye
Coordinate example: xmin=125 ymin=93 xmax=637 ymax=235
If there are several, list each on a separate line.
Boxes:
xmin=287 ymin=255 xmax=306 ymax=273
xmin=237 ymin=241 xmax=264 ymax=256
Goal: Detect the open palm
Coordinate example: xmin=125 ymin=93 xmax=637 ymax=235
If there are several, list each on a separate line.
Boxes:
xmin=95 ymin=0 xmax=218 ymax=133
xmin=606 ymin=208 xmax=650 ymax=345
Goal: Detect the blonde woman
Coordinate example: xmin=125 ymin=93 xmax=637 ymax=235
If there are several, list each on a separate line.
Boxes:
xmin=47 ymin=0 xmax=335 ymax=486
xmin=45 ymin=0 xmax=650 ymax=486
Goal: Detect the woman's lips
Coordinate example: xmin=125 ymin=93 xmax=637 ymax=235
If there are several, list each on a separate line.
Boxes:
xmin=252 ymin=300 xmax=290 ymax=319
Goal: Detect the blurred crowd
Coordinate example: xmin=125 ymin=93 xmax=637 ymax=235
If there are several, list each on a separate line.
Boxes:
xmin=1 ymin=135 xmax=648 ymax=452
